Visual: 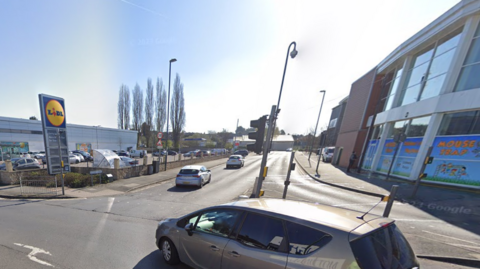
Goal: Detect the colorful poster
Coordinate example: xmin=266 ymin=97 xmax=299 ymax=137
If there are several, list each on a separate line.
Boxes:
xmin=376 ymin=138 xmax=422 ymax=177
xmin=76 ymin=143 xmax=92 ymax=153
xmin=424 ymin=135 xmax=480 ymax=186
xmin=0 ymin=141 xmax=30 ymax=154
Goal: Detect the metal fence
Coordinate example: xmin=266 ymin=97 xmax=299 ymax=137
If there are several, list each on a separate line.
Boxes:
xmin=19 ymin=176 xmax=58 ymax=196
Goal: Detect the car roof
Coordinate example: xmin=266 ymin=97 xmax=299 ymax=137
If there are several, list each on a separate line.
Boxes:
xmin=180 ymin=165 xmax=204 ymax=170
xmin=221 ymin=198 xmax=389 ymax=234
xmin=229 ymin=155 xmax=243 ymax=158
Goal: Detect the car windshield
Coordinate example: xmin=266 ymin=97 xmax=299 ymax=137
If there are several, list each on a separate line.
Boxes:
xmin=326 ymin=148 xmax=334 ymax=153
xmin=180 ymin=169 xmax=199 ymax=175
xmin=229 ymin=156 xmax=240 ymax=160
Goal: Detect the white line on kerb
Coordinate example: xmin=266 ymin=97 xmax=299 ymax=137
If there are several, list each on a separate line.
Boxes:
xmin=14 ymin=243 xmax=54 ymax=267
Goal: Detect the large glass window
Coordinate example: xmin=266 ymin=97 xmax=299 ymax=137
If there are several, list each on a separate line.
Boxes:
xmin=399 ymin=28 xmax=462 ymax=105
xmin=438 ymin=110 xmax=480 ymax=135
xmin=406 ymin=116 xmax=430 ymax=137
xmin=384 ymin=68 xmax=403 ymax=111
xmin=455 ymin=21 xmax=480 ymax=92
xmin=237 ymin=213 xmax=285 ymax=252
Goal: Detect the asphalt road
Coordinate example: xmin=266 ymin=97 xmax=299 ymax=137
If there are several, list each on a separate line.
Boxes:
xmin=0 ymin=152 xmax=478 ymax=269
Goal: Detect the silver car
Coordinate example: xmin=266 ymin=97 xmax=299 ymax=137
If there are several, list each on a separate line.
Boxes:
xmin=175 ymin=165 xmax=211 ymax=188
xmin=155 ymin=198 xmax=419 ymax=269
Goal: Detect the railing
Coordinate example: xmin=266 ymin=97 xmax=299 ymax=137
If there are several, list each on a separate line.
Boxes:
xmin=19 ymin=176 xmax=58 ymax=196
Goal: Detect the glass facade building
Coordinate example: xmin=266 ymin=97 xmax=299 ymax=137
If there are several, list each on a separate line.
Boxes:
xmin=362 ymin=1 xmax=480 ymax=188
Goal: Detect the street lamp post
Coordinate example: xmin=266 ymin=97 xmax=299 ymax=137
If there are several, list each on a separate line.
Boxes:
xmin=165 ymin=58 xmax=177 ymax=171
xmin=309 ymin=90 xmax=326 ymax=161
xmin=270 ymin=41 xmax=297 ymax=150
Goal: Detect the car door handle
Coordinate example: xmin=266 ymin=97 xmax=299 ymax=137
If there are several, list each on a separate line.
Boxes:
xmin=228 ymin=251 xmax=240 ymax=257
xmin=210 ymin=245 xmax=220 ymax=251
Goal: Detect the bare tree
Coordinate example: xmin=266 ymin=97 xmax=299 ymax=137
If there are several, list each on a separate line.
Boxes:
xmin=118 ymin=86 xmax=125 ymax=129
xmin=170 ymin=74 xmax=186 ymax=149
xmin=155 ymin=78 xmax=167 ymax=132
xmin=123 ymin=87 xmax=131 ymax=130
xmin=132 ymin=83 xmax=144 ymax=131
xmin=145 ymin=78 xmax=154 ymax=131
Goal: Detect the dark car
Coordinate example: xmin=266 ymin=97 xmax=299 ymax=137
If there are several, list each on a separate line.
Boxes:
xmin=72 ymin=150 xmax=93 ymax=161
xmin=167 ymin=150 xmax=178 ymax=156
xmin=118 ymin=150 xmax=130 ymax=157
xmin=195 ymin=150 xmax=210 ymax=157
xmin=234 ymin=149 xmax=249 ymax=157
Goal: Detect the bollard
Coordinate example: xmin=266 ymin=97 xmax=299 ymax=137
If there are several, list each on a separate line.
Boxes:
xmin=143 ymin=155 xmax=148 ymax=166
xmin=5 ymin=160 xmax=13 ymax=172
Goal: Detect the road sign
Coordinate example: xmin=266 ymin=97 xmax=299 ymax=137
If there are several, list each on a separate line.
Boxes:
xmin=157 ymin=140 xmax=163 ymax=147
xmin=157 ymin=132 xmax=163 ymax=139
xmin=39 ymin=94 xmax=70 ymax=175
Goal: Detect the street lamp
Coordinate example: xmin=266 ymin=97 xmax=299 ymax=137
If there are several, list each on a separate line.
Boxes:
xmin=165 ymin=58 xmax=177 ymax=171
xmin=308 ymin=90 xmax=326 ymax=161
xmin=270 ymin=41 xmax=297 ymax=150
xmin=94 ymin=125 xmax=101 ymax=149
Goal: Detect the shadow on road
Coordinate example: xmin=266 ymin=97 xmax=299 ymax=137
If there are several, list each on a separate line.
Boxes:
xmin=133 ymin=250 xmax=191 ymax=269
xmin=166 ymin=186 xmax=198 ymax=192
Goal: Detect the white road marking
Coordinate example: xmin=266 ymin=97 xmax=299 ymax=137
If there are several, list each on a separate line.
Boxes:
xmin=422 ymin=230 xmax=480 ymax=245
xmin=448 ymin=243 xmax=480 ymax=250
xmin=14 ymin=243 xmax=54 ymax=267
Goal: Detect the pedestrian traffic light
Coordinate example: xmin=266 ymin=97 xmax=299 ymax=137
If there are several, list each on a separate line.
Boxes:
xmin=246 ymin=116 xmax=267 ymax=154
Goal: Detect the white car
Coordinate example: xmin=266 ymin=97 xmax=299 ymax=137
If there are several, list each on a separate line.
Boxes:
xmin=322 ymin=147 xmax=335 ymax=162
xmin=175 ymin=165 xmax=211 ymax=188
xmin=69 ymin=154 xmax=80 ymax=164
xmin=73 ymin=153 xmax=85 ymax=162
xmin=226 ymin=155 xmax=244 ymax=169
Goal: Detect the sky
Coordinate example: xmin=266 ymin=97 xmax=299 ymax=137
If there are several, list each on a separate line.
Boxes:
xmin=0 ymin=0 xmax=461 ymax=135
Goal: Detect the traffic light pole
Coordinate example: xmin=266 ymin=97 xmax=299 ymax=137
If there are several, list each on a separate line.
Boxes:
xmin=252 ymin=105 xmax=276 ymax=198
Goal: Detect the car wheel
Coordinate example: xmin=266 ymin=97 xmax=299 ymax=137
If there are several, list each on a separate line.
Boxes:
xmin=208 ymin=175 xmax=211 ymax=183
xmin=199 ymin=179 xmax=203 ymax=188
xmin=160 ymin=238 xmax=180 ymax=265
xmin=76 ymin=160 xmax=79 ymax=164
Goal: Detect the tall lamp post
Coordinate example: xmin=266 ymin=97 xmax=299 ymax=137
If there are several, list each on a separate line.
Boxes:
xmin=165 ymin=58 xmax=177 ymax=171
xmin=308 ymin=90 xmax=326 ymax=161
xmin=270 ymin=41 xmax=297 ymax=149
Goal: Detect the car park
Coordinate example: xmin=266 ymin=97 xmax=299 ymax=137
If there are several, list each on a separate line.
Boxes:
xmin=175 ymin=165 xmax=211 ymax=188
xmin=12 ymin=158 xmax=41 ymax=171
xmin=119 ymin=156 xmax=139 ymax=166
xmin=0 ymin=158 xmax=21 ymax=170
xmin=226 ymin=155 xmax=244 ymax=168
xmin=155 ymin=198 xmax=419 ymax=269
xmin=233 ymin=149 xmax=248 ymax=157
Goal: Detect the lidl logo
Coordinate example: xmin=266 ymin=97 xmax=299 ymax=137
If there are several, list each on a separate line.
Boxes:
xmin=45 ymin=100 xmax=65 ymax=127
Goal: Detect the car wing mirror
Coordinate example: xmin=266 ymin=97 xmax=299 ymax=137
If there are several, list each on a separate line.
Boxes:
xmin=207 ymin=170 xmax=211 ymax=172
xmin=184 ymin=223 xmax=194 ymax=236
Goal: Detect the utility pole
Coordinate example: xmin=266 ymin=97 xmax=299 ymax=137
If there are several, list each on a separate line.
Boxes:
xmin=252 ymin=105 xmax=276 ymax=198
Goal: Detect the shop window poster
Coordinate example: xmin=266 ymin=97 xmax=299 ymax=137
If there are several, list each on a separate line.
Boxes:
xmin=424 ymin=135 xmax=480 ymax=186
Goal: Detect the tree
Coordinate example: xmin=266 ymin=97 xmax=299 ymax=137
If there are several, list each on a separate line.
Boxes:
xmin=170 ymin=74 xmax=186 ymax=149
xmin=235 ymin=126 xmax=245 ymax=135
xmin=117 ymin=84 xmax=130 ymax=129
xmin=29 ymin=116 xmax=38 ymax=120
xmin=281 ymin=129 xmax=286 ymax=135
xmin=132 ymin=83 xmax=144 ymax=131
xmin=155 ymin=78 xmax=167 ymax=132
xmin=145 ymin=78 xmax=154 ymax=131
xmin=123 ymin=87 xmax=131 ymax=130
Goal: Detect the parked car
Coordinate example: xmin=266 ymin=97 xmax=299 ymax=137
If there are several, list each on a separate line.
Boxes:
xmin=233 ymin=149 xmax=249 ymax=157
xmin=155 ymin=198 xmax=419 ymax=269
xmin=226 ymin=155 xmax=244 ymax=169
xmin=73 ymin=153 xmax=85 ymax=162
xmin=175 ymin=165 xmax=211 ymax=188
xmin=167 ymin=150 xmax=178 ymax=156
xmin=119 ymin=156 xmax=139 ymax=166
xmin=153 ymin=151 xmax=161 ymax=156
xmin=130 ymin=149 xmax=146 ymax=158
xmin=72 ymin=150 xmax=93 ymax=161
xmin=286 ymin=148 xmax=293 ymax=152
xmin=118 ymin=150 xmax=130 ymax=157
xmin=322 ymin=147 xmax=335 ymax=162
xmin=69 ymin=154 xmax=80 ymax=164
xmin=183 ymin=150 xmax=200 ymax=157
xmin=195 ymin=150 xmax=211 ymax=157
xmin=12 ymin=158 xmax=42 ymax=171
xmin=0 ymin=158 xmax=21 ymax=170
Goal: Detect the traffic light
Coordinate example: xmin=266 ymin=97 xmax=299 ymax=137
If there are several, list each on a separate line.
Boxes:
xmin=246 ymin=116 xmax=267 ymax=154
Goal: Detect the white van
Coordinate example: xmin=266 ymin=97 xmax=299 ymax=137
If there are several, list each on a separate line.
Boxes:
xmin=130 ymin=149 xmax=147 ymax=158
xmin=321 ymin=147 xmax=335 ymax=162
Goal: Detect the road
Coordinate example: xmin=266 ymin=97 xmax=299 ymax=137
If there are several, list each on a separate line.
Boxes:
xmin=0 ymin=152 xmax=478 ymax=268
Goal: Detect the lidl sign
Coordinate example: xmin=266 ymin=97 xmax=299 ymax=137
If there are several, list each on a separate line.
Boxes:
xmin=40 ymin=95 xmax=67 ymax=129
